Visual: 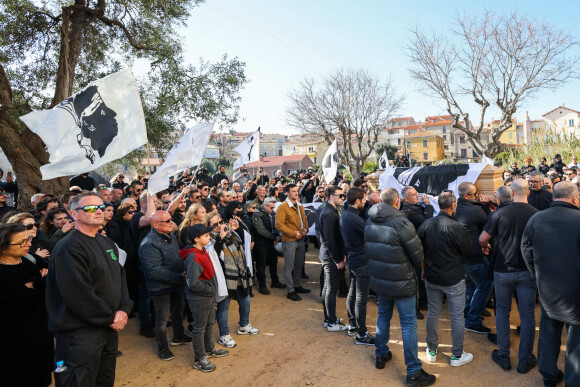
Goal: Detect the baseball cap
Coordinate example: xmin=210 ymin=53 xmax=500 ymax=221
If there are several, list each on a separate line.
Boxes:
xmin=186 ymin=224 xmax=214 ymax=242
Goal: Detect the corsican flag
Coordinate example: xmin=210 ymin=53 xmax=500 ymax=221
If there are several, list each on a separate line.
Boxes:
xmin=232 ymin=128 xmax=260 ymax=170
xmin=322 ymin=139 xmax=338 ymax=183
xmin=378 ymin=151 xmax=389 ymax=169
xmin=147 ymin=122 xmax=215 ymax=195
xmin=20 ymin=68 xmax=148 ymax=180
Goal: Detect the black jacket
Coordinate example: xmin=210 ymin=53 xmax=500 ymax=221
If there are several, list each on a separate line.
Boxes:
xmin=46 ymin=231 xmax=132 ymax=335
xmin=418 ymin=212 xmax=471 ymax=287
xmin=318 ymin=203 xmax=344 ymax=264
xmin=69 ymin=174 xmax=95 ymax=191
xmin=550 ymin=160 xmax=565 ymax=174
xmin=527 ymin=188 xmax=552 ymax=211
xmin=138 ymin=229 xmax=184 ymax=296
xmin=365 ymin=203 xmax=423 ymax=299
xmin=212 ymin=172 xmax=228 ymax=187
xmin=454 ymin=198 xmax=488 ymax=264
xmin=522 ymin=201 xmax=580 ymax=325
xmin=401 ymin=202 xmax=434 ymax=230
xmin=537 ymin=163 xmax=550 ymax=175
xmin=340 ymin=206 xmax=366 ymax=270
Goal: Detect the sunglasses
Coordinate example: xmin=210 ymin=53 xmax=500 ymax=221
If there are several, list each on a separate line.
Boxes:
xmin=157 ymin=219 xmax=172 ymax=224
xmin=24 ymin=223 xmax=36 ymax=230
xmin=134 ymin=189 xmax=143 ymax=193
xmin=163 ymin=200 xmax=171 ymax=204
xmin=118 ymin=176 xmax=125 ymax=178
xmin=193 ymin=195 xmax=201 ymax=199
xmin=212 ymin=220 xmax=225 ymax=227
xmin=126 ymin=210 xmax=136 ymax=214
xmin=202 ymin=188 xmax=209 ymax=191
xmin=76 ymin=205 xmax=106 ymax=213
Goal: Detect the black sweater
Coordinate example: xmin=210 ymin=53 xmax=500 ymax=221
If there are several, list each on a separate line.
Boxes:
xmin=46 ymin=230 xmax=133 ymax=335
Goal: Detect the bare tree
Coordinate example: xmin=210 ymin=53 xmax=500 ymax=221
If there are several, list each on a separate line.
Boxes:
xmin=286 ymin=68 xmax=403 ymax=178
xmin=407 ymin=11 xmax=579 ymax=158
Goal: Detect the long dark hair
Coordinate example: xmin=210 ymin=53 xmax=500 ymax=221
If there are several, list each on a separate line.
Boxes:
xmin=0 ymin=223 xmax=26 ymax=253
xmin=40 ymin=208 xmax=68 ymax=238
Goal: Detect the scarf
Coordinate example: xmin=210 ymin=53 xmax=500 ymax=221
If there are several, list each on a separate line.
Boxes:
xmin=220 ymin=231 xmax=251 ymax=299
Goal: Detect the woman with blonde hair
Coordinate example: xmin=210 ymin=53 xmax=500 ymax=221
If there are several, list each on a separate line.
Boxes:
xmin=178 ymin=203 xmax=207 ymax=247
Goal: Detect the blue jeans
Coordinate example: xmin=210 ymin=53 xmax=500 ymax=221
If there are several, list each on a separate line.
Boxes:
xmin=236 ymin=286 xmax=251 ymax=327
xmin=462 ymin=258 xmax=492 ymax=326
xmin=538 ymin=306 xmax=580 ymax=386
xmin=494 ymin=271 xmax=536 ymax=364
xmin=216 ymin=297 xmax=231 ymax=336
xmin=375 ymin=295 xmax=422 ymax=376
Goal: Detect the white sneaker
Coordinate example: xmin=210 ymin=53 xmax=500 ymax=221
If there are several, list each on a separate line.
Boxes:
xmin=426 ymin=347 xmax=437 ymax=362
xmin=237 ymin=324 xmax=259 ymax=335
xmin=450 ymin=352 xmax=473 ymax=367
xmin=327 ymin=320 xmax=348 ymax=332
xmin=218 ymin=334 xmax=237 ymax=348
xmin=346 ymin=325 xmax=357 ymax=337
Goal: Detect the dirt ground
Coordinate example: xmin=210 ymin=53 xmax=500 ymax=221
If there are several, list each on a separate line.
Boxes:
xmin=110 ymin=249 xmax=565 ymax=387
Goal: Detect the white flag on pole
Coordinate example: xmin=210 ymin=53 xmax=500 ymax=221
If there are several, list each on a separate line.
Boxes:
xmin=378 ymin=151 xmax=389 ymax=169
xmin=232 ymin=128 xmax=260 ymax=170
xmin=322 ymin=139 xmax=338 ymax=183
xmin=147 ymin=122 xmax=215 ymax=195
xmin=20 ymin=68 xmax=148 ymax=180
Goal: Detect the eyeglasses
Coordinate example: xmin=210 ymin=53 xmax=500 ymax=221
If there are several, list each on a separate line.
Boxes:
xmin=75 ymin=205 xmax=106 ymax=213
xmin=192 ymin=195 xmax=201 ymax=199
xmin=566 ymin=173 xmax=573 ymax=176
xmin=156 ymin=219 xmax=172 ymax=224
xmin=24 ymin=223 xmax=36 ymax=230
xmin=466 ymin=191 xmax=478 ymax=197
xmin=127 ymin=210 xmax=135 ymax=214
xmin=211 ymin=220 xmax=225 ymax=227
xmin=5 ymin=235 xmax=33 ymax=247
xmin=202 ymin=188 xmax=209 ymax=191
xmin=134 ymin=189 xmax=143 ymax=193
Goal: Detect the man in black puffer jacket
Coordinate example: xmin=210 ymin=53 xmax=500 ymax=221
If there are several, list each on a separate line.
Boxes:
xmin=365 ymin=188 xmax=435 ymax=386
xmin=522 ymin=182 xmax=580 ymax=387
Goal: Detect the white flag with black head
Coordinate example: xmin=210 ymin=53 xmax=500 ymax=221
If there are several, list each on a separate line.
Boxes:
xmin=147 ymin=122 xmax=215 ymax=195
xmin=378 ymin=151 xmax=389 ymax=169
xmin=20 ymin=68 xmax=148 ymax=180
xmin=232 ymin=128 xmax=260 ymax=169
xmin=322 ymin=139 xmax=339 ymax=183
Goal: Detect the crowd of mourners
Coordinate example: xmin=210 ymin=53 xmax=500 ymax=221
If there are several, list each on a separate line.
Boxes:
xmin=0 ymin=155 xmax=578 ymax=387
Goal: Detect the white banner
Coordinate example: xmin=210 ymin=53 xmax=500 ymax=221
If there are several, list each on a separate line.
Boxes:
xmin=378 ymin=151 xmax=389 ymax=169
xmin=232 ymin=128 xmax=260 ymax=169
xmin=20 ymin=68 xmax=148 ymax=180
xmin=147 ymin=122 xmax=215 ymax=195
xmin=322 ymin=139 xmax=338 ymax=183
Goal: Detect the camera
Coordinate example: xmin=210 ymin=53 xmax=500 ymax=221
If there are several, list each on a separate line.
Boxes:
xmin=241 ymin=168 xmax=248 ymax=173
xmin=199 ymin=167 xmax=208 ymax=175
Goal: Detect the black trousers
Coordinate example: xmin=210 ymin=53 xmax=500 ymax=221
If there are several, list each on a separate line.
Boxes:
xmin=254 ymin=241 xmax=280 ymax=287
xmin=54 ymin=328 xmax=118 ymax=387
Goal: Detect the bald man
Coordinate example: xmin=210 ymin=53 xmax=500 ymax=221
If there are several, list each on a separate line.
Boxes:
xmin=139 ymin=211 xmax=190 ymax=361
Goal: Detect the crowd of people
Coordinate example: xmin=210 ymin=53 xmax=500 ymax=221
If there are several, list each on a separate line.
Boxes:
xmin=0 ymin=155 xmax=578 ymax=386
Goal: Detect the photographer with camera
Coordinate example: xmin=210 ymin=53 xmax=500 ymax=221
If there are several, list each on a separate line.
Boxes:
xmin=299 ymin=173 xmax=319 ymax=204
xmin=195 ymin=166 xmax=213 ymax=186
xmin=233 ymin=166 xmax=251 ymax=187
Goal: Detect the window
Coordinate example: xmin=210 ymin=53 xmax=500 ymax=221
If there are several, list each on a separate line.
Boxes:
xmin=397 ymin=138 xmax=401 ymax=145
xmin=308 ymin=146 xmax=315 ymax=153
xmin=406 ymin=140 xmax=411 ymax=149
xmin=442 ymin=126 xmax=446 ymax=133
xmin=570 ymin=119 xmax=575 ymax=127
xmin=422 ymin=140 xmax=428 ymax=147
xmin=460 ymin=136 xmax=466 ymax=144
xmin=461 ymin=149 xmax=467 ymax=158
xmin=444 ymin=145 xmax=449 ymax=150
xmin=423 ymin=152 xmax=428 ymax=160
xmin=442 ymin=135 xmax=446 ymax=140
xmin=313 ymin=157 xmax=317 ymax=164
xmin=508 ymin=133 xmax=513 ymax=139
xmin=472 ymin=150 xmax=479 ymax=158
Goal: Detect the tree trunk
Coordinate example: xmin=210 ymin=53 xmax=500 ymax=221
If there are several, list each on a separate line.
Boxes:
xmin=0 ymin=67 xmax=69 ymax=211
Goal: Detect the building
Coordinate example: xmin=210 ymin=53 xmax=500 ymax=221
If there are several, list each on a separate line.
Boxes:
xmin=203 ymin=145 xmax=220 ymax=159
xmin=403 ymin=130 xmax=445 ymax=166
xmin=282 ymin=135 xmax=329 ymax=164
xmin=541 ymin=105 xmax=580 ymax=137
xmin=245 ymin=155 xmax=314 ymax=178
xmin=260 ymin=133 xmax=287 ymax=157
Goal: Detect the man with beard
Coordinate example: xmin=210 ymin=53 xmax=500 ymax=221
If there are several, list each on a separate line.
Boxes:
xmin=454 ymin=182 xmax=492 ymax=334
xmin=528 ymin=171 xmax=552 ymax=211
xmin=400 ymin=186 xmax=433 ymax=319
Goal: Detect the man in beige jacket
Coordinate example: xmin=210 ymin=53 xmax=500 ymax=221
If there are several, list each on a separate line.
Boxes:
xmin=275 ymin=183 xmax=311 ymax=301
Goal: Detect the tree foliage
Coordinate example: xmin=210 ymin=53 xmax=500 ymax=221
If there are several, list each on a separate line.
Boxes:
xmin=286 ymin=68 xmax=403 ymax=179
xmin=407 ymin=11 xmax=579 ymax=158
xmin=374 ymin=142 xmax=398 ymax=161
xmin=0 ymin=0 xmax=247 ymax=208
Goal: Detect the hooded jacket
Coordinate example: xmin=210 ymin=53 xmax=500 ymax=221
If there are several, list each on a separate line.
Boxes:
xmin=365 ymin=203 xmax=424 ymax=300
xmin=522 ymin=201 xmax=580 ymax=325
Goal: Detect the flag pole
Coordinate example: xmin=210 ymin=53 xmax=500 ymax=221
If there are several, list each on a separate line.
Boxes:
xmin=146 ymin=143 xmax=151 ymax=178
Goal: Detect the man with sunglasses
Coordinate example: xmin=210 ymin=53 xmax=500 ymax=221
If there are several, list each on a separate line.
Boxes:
xmin=197 ymin=182 xmax=210 ymax=203
xmin=139 ymin=211 xmax=190 ymax=361
xmin=528 ymin=171 xmax=553 ymax=211
xmin=46 ymin=192 xmax=133 ymax=387
xmin=128 ymin=181 xmax=144 ymax=211
xmin=319 ymin=185 xmax=347 ymax=331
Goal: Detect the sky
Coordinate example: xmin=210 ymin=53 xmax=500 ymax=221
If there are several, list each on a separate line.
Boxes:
xmin=182 ymin=0 xmax=580 ymax=135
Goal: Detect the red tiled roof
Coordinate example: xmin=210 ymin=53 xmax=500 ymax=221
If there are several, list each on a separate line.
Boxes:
xmin=542 ymin=106 xmax=580 ymax=117
xmin=389 ymin=117 xmax=414 ymax=122
xmin=246 ymin=155 xmax=310 ymax=167
xmin=404 ymin=129 xmax=440 ymax=139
